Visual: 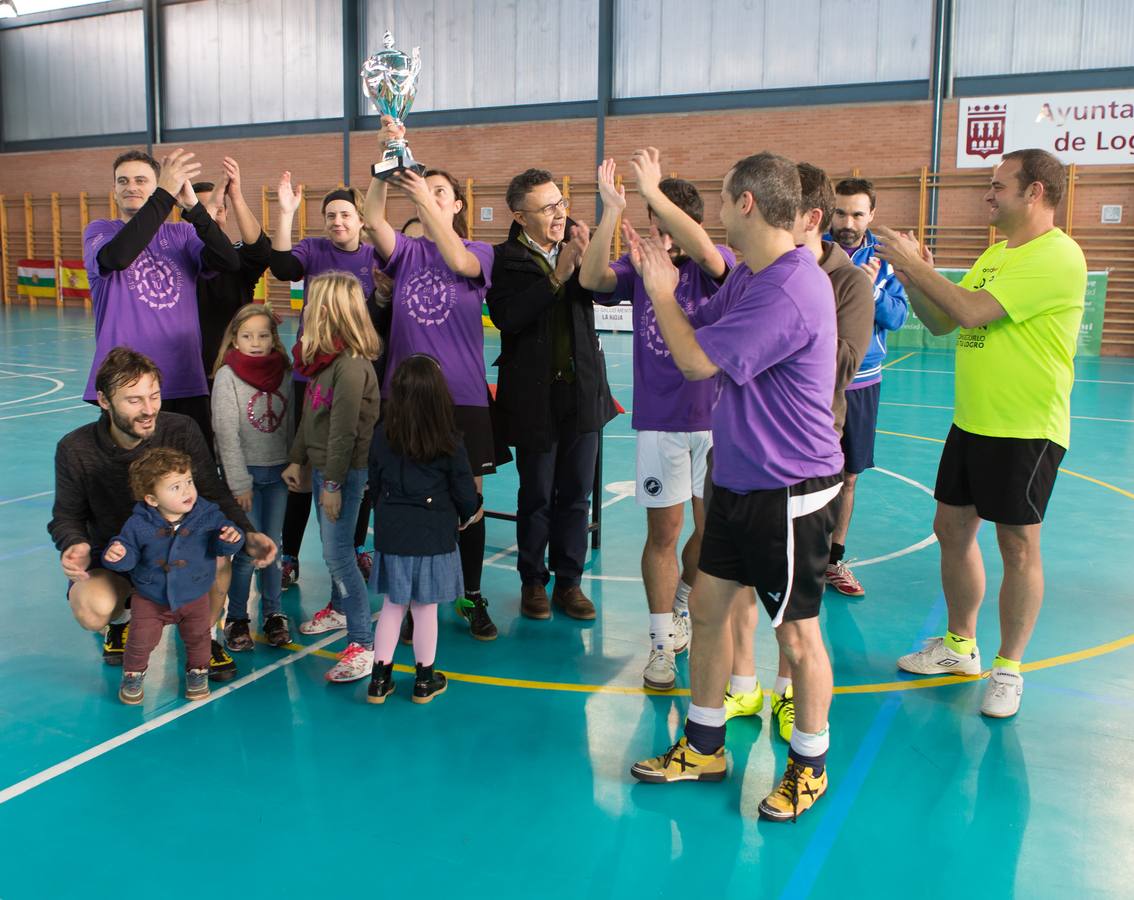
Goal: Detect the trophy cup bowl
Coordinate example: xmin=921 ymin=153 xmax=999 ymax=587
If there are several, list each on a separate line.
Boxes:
xmin=361 ymin=31 xmax=427 ymax=181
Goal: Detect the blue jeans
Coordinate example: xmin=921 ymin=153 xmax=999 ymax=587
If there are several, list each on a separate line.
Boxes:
xmin=313 ymin=467 xmax=372 ymax=648
xmin=228 ymin=464 xmax=288 ymax=621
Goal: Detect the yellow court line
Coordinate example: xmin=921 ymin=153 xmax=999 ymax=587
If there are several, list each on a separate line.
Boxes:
xmin=882 ymin=351 xmax=917 ymax=369
xmin=255 ymin=632 xmax=1134 ymax=698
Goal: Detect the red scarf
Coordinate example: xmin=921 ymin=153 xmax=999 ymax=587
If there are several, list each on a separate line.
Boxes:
xmin=292 ymin=338 xmax=345 ymax=379
xmin=223 ymin=349 xmax=289 ymax=392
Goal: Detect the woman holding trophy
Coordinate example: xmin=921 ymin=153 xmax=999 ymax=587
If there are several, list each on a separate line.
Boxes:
xmin=362 ymin=111 xmax=504 ymax=645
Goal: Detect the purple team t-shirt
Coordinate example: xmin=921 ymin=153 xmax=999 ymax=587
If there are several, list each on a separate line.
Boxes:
xmin=599 ymin=246 xmax=735 ymax=432
xmin=291 ymin=237 xmax=381 ymax=382
xmin=380 ymin=231 xmax=495 ymax=407
xmin=83 ymin=220 xmax=209 ymax=401
xmin=695 ymin=247 xmax=843 ymax=492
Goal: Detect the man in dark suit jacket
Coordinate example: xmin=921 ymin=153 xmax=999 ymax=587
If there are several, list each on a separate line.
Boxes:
xmin=487 ymin=169 xmax=616 ymax=621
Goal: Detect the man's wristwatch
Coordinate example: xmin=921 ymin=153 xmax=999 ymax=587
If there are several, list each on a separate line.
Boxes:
xmin=323 ymin=480 xmax=342 ymax=493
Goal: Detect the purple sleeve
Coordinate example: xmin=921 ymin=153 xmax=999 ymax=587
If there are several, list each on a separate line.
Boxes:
xmin=718 ymin=245 xmax=738 ymax=276
xmin=465 ymin=241 xmax=495 ymax=290
xmin=291 ymin=238 xmax=313 ymax=271
xmin=594 ymin=254 xmax=638 ymax=303
xmin=179 ymin=223 xmax=209 ymax=280
xmin=83 ymin=221 xmax=116 ymax=293
xmin=380 ymin=231 xmax=414 ymax=278
xmin=696 ymin=285 xmax=809 ymax=385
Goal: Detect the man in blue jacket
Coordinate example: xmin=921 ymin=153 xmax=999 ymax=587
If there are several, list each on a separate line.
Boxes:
xmin=825 ymin=178 xmax=909 ymax=596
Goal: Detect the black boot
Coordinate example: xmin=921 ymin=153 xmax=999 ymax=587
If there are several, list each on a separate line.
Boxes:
xmin=412 ymin=663 xmax=447 ymax=704
xmin=458 ymin=592 xmax=498 ymax=641
xmin=367 ymin=661 xmax=395 ymax=705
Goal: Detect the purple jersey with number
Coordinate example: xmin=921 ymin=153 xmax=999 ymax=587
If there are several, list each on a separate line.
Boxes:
xmin=380 ymin=231 xmax=495 ymax=407
xmin=695 ymin=247 xmax=843 ymax=491
xmin=83 ymin=219 xmax=209 ymax=401
xmin=599 ymin=246 xmax=735 ymax=431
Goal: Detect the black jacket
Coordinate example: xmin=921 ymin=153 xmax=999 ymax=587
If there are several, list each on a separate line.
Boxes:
xmin=486 ymin=220 xmax=616 ymax=451
xmin=368 ymin=424 xmax=480 ymax=557
xmin=198 ymin=231 xmax=271 ymax=377
xmin=48 ymin=411 xmax=253 ymax=557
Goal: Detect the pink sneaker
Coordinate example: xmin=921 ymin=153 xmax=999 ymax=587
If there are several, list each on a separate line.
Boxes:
xmin=299 ymin=602 xmax=347 ymax=635
xmin=325 ymin=642 xmax=374 ymax=683
xmin=825 ymin=561 xmax=865 ymax=596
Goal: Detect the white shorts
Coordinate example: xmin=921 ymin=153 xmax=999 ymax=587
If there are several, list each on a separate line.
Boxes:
xmin=635 ymin=430 xmax=713 ymax=508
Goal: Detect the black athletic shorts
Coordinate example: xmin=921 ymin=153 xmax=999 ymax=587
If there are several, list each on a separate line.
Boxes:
xmin=841 ymin=382 xmax=880 ymax=475
xmin=454 ymin=404 xmax=510 ymax=475
xmin=699 ymin=473 xmax=843 ymax=626
xmin=934 ymin=424 xmax=1065 ymax=525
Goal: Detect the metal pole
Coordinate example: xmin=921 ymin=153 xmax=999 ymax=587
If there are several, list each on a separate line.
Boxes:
xmin=142 ymin=0 xmax=162 ymax=151
xmin=927 ymin=0 xmax=954 ymax=241
xmin=594 ymin=0 xmax=614 ymax=219
xmin=342 ymin=0 xmax=360 ymax=186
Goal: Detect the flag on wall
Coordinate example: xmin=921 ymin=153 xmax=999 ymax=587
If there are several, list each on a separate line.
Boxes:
xmin=290 ymin=280 xmax=303 ymax=311
xmin=253 ymin=274 xmax=267 ymax=302
xmin=59 ymin=259 xmax=90 ymax=301
xmin=17 ymin=260 xmax=56 ymax=299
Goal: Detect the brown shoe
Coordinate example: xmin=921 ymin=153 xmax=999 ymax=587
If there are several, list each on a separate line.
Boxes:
xmin=520 ymin=583 xmax=551 ymax=620
xmin=552 ymin=584 xmax=596 ymax=620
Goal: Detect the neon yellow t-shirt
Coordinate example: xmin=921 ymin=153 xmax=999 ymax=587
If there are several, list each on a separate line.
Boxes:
xmin=954 ymin=227 xmax=1086 ymax=448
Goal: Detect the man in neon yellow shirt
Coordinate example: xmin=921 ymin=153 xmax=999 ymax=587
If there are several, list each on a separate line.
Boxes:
xmin=874 ymin=148 xmax=1086 ymax=718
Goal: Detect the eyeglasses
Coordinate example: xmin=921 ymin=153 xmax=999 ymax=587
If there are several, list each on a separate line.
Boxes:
xmin=524 ymin=198 xmax=569 ymax=216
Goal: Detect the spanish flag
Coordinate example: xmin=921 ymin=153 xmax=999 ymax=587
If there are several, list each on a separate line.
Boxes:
xmin=17 ymin=259 xmax=56 ymax=299
xmin=59 ymin=259 xmax=91 ymax=301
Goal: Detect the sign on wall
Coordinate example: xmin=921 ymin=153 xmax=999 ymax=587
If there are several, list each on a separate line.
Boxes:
xmin=957 ymin=89 xmax=1134 ymax=168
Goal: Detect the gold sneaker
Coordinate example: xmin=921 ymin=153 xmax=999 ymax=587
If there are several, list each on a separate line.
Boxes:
xmin=758 ymin=757 xmax=828 ymax=822
xmin=630 ymin=737 xmax=726 ymax=783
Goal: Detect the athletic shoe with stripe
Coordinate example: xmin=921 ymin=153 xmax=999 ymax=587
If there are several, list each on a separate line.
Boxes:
xmin=725 ymin=683 xmax=764 ymax=720
xmin=103 ymin=622 xmax=128 ymax=665
xmin=325 ymin=642 xmax=374 ymax=683
xmin=898 ymin=636 xmax=982 ymax=676
xmin=299 ymin=602 xmax=347 ymax=635
xmin=980 ymin=669 xmax=1023 ymax=718
xmin=758 ymin=757 xmax=828 ymax=822
xmin=630 ymin=737 xmax=726 ymax=783
xmin=825 ymin=560 xmax=865 ymax=596
xmin=771 ymin=684 xmax=795 ymax=742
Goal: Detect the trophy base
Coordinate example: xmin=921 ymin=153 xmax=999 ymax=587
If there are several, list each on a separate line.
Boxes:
xmin=372 ymin=146 xmax=426 ymax=181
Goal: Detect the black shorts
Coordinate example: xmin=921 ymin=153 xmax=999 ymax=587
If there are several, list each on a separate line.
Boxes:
xmin=699 ymin=473 xmax=843 ymax=625
xmin=64 ymin=557 xmax=132 ymax=603
xmin=841 ymin=382 xmax=880 ymax=475
xmin=934 ymin=424 xmax=1065 ymax=525
xmin=453 ymin=405 xmax=510 ymax=475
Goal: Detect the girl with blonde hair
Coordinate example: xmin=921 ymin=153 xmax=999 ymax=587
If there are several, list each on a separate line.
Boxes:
xmin=282 ymin=272 xmax=382 ymax=682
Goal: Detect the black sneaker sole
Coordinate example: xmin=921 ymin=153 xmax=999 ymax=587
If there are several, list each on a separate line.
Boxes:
xmin=208 ymin=665 xmax=237 ymax=683
xmin=470 ymin=628 xmax=498 ymax=642
xmin=103 ymin=651 xmax=125 ymax=666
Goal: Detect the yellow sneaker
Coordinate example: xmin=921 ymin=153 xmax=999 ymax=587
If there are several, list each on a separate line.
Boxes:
xmin=630 ymin=737 xmax=727 ymax=783
xmin=724 ymin=683 xmax=764 ymax=720
xmin=758 ymin=757 xmax=828 ymax=822
xmin=771 ymin=684 xmax=795 ymax=742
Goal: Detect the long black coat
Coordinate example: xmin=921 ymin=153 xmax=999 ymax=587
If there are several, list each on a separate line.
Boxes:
xmin=486 ymin=220 xmax=617 ymax=452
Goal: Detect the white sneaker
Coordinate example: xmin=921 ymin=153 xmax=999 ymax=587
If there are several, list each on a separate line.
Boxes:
xmin=299 ymin=602 xmax=347 ymax=635
xmin=672 ymin=611 xmax=691 ymax=654
xmin=325 ymin=642 xmax=374 ymax=683
xmin=897 ymin=636 xmax=982 ymax=675
xmin=980 ymin=669 xmax=1023 ymax=718
xmin=643 ymin=647 xmax=677 ymax=691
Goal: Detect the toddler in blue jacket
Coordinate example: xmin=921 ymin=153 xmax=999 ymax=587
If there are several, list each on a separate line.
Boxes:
xmin=103 ymin=447 xmax=244 ymax=704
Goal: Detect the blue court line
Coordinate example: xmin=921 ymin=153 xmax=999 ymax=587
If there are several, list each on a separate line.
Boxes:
xmin=777 ymin=593 xmax=947 ymax=900
xmin=0 ymin=543 xmax=54 ymax=563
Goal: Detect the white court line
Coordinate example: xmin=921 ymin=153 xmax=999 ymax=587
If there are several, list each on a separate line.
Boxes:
xmin=0 ymin=490 xmax=53 ymax=507
xmin=23 ymin=394 xmax=84 ymax=408
xmin=0 ymin=404 xmax=89 ymax=421
xmin=888 ymin=366 xmax=1134 ymax=387
xmin=0 ymin=362 xmax=75 ymax=370
xmin=0 ymin=372 xmax=64 ymax=406
xmin=852 ymin=467 xmax=938 ymax=567
xmin=0 ymin=627 xmax=349 ymax=807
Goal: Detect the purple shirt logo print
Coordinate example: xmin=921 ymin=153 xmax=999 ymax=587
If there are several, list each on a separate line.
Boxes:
xmin=126 ymin=252 xmax=182 ymax=310
xmin=639 ymin=271 xmax=694 ymax=358
xmin=247 ymin=391 xmax=288 ymax=433
xmin=401 ymin=266 xmax=458 ymax=326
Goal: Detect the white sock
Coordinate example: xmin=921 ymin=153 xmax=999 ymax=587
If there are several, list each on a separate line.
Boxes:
xmin=790 ymin=724 xmax=830 ymax=760
xmin=110 ymin=610 xmax=131 ymax=626
xmin=774 ymin=676 xmax=792 ymax=696
xmin=648 ymin=613 xmax=674 ymax=650
xmin=729 ymin=673 xmax=758 ymax=694
xmin=674 ymin=581 xmax=692 ymax=615
xmin=687 ymin=703 xmax=727 ymax=728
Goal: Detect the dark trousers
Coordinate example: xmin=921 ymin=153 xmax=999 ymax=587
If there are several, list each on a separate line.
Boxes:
xmin=123 ymin=592 xmax=213 ymax=672
xmin=162 ymin=395 xmax=214 ymax=454
xmin=515 ymin=382 xmax=599 ymax=588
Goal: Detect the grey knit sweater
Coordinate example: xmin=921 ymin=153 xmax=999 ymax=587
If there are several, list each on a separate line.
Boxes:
xmin=211 ymin=365 xmax=294 ymax=495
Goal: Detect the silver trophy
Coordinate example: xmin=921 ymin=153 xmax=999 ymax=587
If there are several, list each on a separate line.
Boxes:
xmin=361 ymin=31 xmax=426 ymax=181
